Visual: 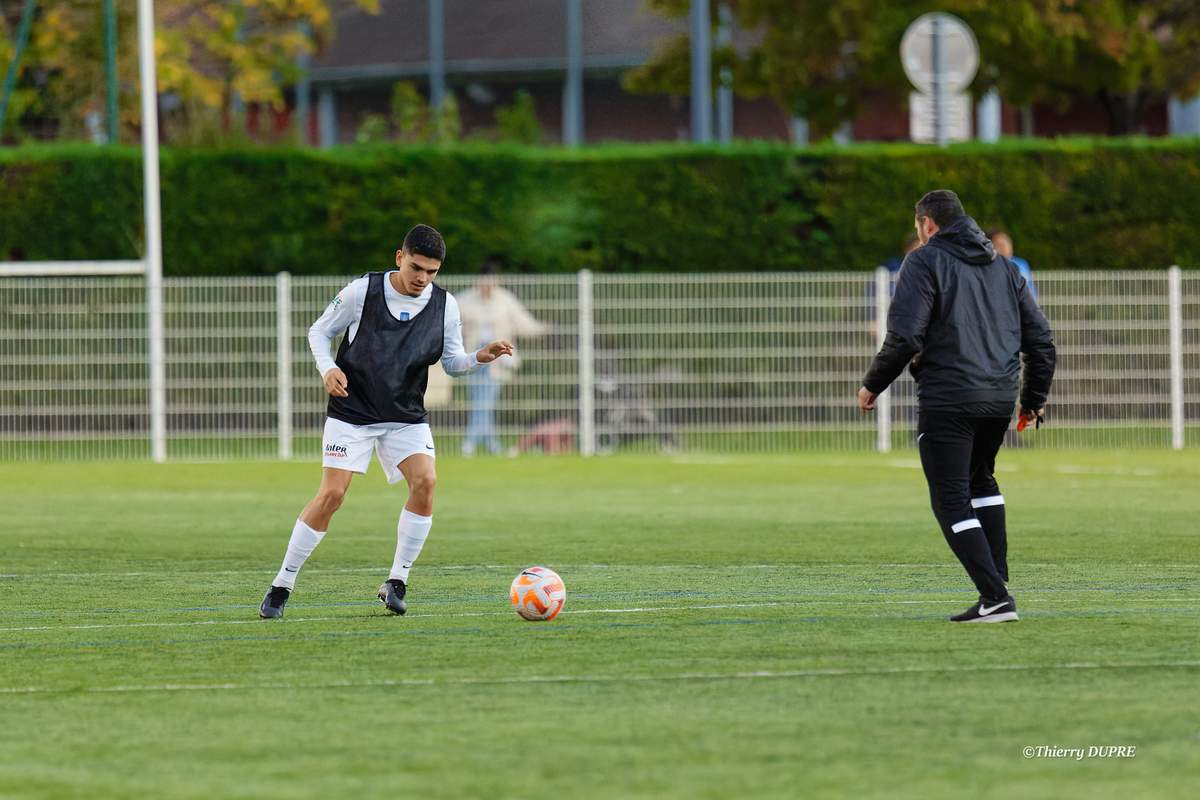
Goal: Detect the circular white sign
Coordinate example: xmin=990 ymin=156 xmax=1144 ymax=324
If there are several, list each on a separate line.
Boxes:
xmin=900 ymin=13 xmax=979 ymax=94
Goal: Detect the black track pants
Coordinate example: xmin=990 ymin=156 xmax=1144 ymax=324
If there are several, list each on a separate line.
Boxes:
xmin=917 ymin=413 xmax=1011 ymax=600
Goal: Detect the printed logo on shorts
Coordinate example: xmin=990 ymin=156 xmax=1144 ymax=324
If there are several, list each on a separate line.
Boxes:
xmin=324 ymin=443 xmax=348 ymax=459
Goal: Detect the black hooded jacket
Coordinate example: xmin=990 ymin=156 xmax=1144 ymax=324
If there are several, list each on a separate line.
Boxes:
xmin=862 ymin=216 xmax=1056 ymax=415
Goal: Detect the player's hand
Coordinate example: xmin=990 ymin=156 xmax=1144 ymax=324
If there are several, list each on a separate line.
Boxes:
xmin=857 ymin=386 xmax=877 ymax=412
xmin=323 ymin=368 xmax=349 ymax=397
xmin=1017 ymin=406 xmax=1045 ymax=431
xmin=476 ymin=340 xmax=514 ymax=364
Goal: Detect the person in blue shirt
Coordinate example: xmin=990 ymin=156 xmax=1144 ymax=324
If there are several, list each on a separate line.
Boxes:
xmin=988 ymin=230 xmax=1037 ymax=299
xmin=868 ymin=232 xmax=922 ymax=326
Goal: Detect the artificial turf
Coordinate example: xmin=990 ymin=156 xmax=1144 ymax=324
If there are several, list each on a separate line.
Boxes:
xmin=1 ymin=449 xmax=1197 ymax=798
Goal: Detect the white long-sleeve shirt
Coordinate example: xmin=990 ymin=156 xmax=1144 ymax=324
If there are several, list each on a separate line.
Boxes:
xmin=307 ymin=274 xmax=479 ymax=378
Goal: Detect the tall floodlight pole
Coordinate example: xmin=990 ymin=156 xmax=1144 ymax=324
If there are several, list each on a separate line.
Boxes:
xmin=105 ymin=0 xmax=119 ymax=142
xmin=138 ymin=0 xmax=166 ymax=462
xmin=690 ymin=0 xmax=712 ymax=143
xmin=295 ymin=22 xmax=312 ymax=145
xmin=0 ymin=0 xmax=38 ymax=137
xmin=428 ymin=0 xmax=445 ymax=110
xmin=563 ymin=0 xmax=584 ymax=146
xmin=231 ymin=11 xmax=245 ymax=118
xmin=715 ymin=1 xmax=733 ymax=144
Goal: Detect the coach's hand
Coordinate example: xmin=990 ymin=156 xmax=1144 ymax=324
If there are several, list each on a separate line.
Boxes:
xmin=857 ymin=386 xmax=877 ymax=412
xmin=1017 ymin=406 xmax=1045 ymax=431
xmin=323 ymin=367 xmax=349 ymax=397
xmin=476 ymin=340 xmax=514 ymax=364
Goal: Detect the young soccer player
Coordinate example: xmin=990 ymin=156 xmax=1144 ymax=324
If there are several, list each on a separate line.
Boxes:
xmin=259 ymin=224 xmax=513 ymax=618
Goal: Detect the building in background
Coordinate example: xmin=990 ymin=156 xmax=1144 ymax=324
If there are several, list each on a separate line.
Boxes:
xmin=292 ymin=0 xmax=1180 ymax=147
xmin=298 ymin=0 xmax=790 ymax=145
xmin=1 ymin=0 xmax=1185 ymax=147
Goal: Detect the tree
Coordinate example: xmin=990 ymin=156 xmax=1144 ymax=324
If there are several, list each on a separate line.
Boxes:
xmin=494 ymin=90 xmax=542 ymax=144
xmin=434 ymin=91 xmax=461 ymax=143
xmin=2 ymin=0 xmax=143 ymax=141
xmin=624 ymin=0 xmax=933 ymax=139
xmin=355 ymin=111 xmax=388 ymax=143
xmin=626 ymin=0 xmax=1200 ymax=138
xmin=390 ymin=80 xmax=429 ymax=141
xmin=0 ymin=0 xmax=378 ymax=143
xmin=956 ymin=0 xmax=1200 ymax=135
xmin=384 ymin=80 xmax=460 ymax=144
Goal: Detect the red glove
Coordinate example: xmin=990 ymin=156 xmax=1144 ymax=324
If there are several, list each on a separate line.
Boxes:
xmin=1017 ymin=409 xmax=1044 ymax=432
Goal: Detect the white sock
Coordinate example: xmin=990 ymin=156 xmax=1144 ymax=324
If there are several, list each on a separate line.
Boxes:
xmin=390 ymin=509 xmax=433 ymax=582
xmin=273 ymin=520 xmax=326 ymax=589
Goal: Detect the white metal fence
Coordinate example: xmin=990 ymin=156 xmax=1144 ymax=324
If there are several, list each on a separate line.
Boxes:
xmin=1 ymin=270 xmax=1196 ymax=461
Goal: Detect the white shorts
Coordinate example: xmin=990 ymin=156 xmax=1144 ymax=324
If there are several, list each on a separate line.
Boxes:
xmin=321 ymin=417 xmax=435 ymax=484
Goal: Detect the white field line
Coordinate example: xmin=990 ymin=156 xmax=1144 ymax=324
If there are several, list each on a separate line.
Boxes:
xmin=4 ymin=659 xmax=1199 ymax=696
xmin=885 ymin=460 xmax=1166 ymax=476
xmin=4 ymin=562 xmax=1199 ymax=579
xmin=1054 ymin=464 xmax=1160 ymax=476
xmin=885 ymin=459 xmax=1018 ymax=473
xmin=0 ymin=595 xmax=1196 ymax=635
xmin=0 ymin=602 xmax=801 ymax=633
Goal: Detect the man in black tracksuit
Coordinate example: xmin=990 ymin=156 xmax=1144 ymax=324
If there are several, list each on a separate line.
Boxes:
xmin=858 ymin=190 xmax=1056 ymax=623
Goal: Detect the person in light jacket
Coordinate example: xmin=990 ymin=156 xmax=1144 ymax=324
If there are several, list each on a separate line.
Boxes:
xmin=456 ymin=262 xmax=548 ymax=455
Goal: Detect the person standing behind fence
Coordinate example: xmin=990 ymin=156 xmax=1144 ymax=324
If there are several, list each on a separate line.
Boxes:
xmin=858 ymin=190 xmax=1056 ymax=624
xmin=456 ymin=262 xmax=547 ymax=456
xmin=882 ymin=232 xmax=922 ymax=277
xmin=868 ymin=232 xmax=922 ymax=329
xmin=988 ymin=230 xmax=1038 ymax=299
xmin=989 ymin=230 xmax=1039 ymax=449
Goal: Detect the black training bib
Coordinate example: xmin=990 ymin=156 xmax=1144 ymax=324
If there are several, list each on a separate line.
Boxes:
xmin=327 ymin=272 xmax=446 ymax=425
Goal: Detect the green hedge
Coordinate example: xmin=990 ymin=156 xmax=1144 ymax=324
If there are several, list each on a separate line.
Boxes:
xmin=2 ymin=138 xmax=1198 ymax=275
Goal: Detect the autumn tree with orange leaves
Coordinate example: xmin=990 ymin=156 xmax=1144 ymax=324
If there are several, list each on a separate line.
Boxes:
xmin=626 ymin=0 xmax=1200 ymax=138
xmin=0 ymin=0 xmax=376 ymax=142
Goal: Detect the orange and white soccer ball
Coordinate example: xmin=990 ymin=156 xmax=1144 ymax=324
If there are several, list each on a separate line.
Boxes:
xmin=510 ymin=566 xmax=566 ymax=621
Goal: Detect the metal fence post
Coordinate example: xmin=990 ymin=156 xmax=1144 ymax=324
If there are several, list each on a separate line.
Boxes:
xmin=1168 ymin=265 xmax=1184 ymax=450
xmin=276 ymin=271 xmax=293 ymax=460
xmin=577 ymin=269 xmax=595 ymax=456
xmin=874 ymin=267 xmax=892 ymax=453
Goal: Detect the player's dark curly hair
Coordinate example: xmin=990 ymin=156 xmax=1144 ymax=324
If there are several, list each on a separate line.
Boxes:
xmin=402 ymin=224 xmax=446 ymax=261
xmin=915 ymin=190 xmax=966 ymax=228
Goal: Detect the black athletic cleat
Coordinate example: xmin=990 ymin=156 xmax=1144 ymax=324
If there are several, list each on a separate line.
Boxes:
xmin=260 ymin=585 xmax=291 ymax=619
xmin=950 ymin=595 xmax=1018 ymax=624
xmin=378 ymin=578 xmax=407 ymax=616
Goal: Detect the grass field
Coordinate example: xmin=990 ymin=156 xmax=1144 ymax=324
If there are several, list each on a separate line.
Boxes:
xmin=1 ymin=450 xmax=1198 ymax=799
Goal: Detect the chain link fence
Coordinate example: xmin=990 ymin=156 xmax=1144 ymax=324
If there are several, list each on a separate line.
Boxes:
xmin=1 ymin=270 xmax=1196 ymax=460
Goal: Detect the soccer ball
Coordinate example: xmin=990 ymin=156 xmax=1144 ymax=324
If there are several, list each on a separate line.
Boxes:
xmin=510 ymin=566 xmax=566 ymax=621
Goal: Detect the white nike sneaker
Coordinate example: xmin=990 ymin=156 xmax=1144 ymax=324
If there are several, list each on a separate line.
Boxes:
xmin=950 ymin=595 xmax=1018 ymax=623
